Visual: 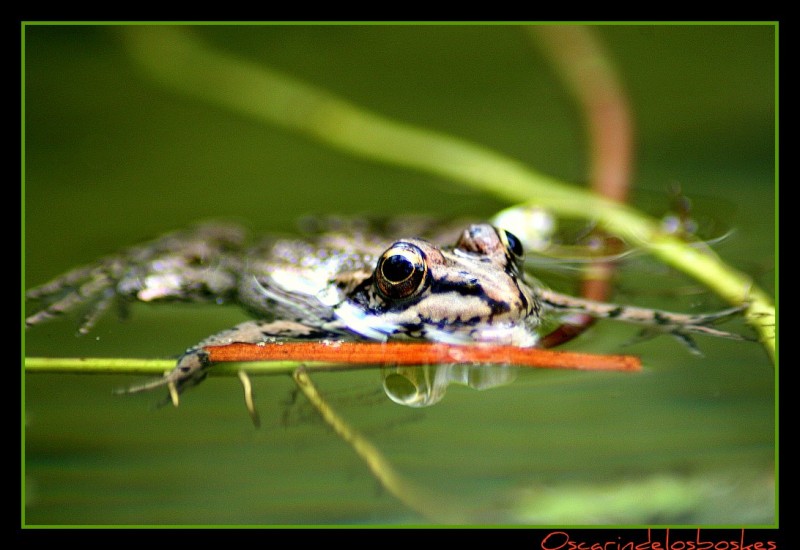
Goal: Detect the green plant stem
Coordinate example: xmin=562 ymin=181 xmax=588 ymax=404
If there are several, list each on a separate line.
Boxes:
xmin=119 ymin=26 xmax=774 ymax=360
xmin=24 ymin=356 xmax=345 ymax=376
xmin=292 ymin=366 xmax=466 ymax=523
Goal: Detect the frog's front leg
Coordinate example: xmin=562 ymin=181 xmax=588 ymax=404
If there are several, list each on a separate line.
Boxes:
xmin=26 ymin=222 xmax=248 ymax=334
xmin=538 ymin=288 xmax=749 ymax=354
xmin=120 ymin=320 xmax=341 ymax=403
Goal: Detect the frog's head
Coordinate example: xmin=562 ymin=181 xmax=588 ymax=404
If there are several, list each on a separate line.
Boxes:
xmin=333 ymin=224 xmax=541 ymax=346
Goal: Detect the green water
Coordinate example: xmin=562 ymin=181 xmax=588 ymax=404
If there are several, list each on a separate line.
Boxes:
xmin=23 ymin=24 xmax=775 ymax=526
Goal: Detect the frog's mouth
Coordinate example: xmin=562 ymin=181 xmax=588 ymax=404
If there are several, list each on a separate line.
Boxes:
xmin=332 ymin=298 xmax=482 ymax=343
xmin=331 ymin=300 xmax=399 ymax=342
xmin=332 ymin=300 xmax=540 ymax=346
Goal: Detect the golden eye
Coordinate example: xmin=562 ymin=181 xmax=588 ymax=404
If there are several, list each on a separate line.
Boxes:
xmin=375 ymin=243 xmax=428 ymax=300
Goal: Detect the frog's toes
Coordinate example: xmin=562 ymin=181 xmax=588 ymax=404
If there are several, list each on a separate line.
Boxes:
xmin=624 ymin=313 xmax=752 ymax=356
xmin=114 ymin=349 xmax=212 ymax=404
xmin=620 ymin=326 xmax=702 ymax=356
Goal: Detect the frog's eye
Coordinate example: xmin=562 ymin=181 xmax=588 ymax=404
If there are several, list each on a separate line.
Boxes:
xmin=375 ymin=243 xmax=428 ymax=300
xmin=499 ymin=229 xmax=524 ymax=259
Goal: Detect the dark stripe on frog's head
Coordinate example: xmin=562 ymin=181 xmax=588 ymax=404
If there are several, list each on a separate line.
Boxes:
xmin=427 ymin=277 xmax=512 ymax=317
xmin=429 ymin=276 xmax=483 ymax=296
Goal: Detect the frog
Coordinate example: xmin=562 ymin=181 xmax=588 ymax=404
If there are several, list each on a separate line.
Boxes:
xmin=25 ymin=219 xmax=747 ymax=402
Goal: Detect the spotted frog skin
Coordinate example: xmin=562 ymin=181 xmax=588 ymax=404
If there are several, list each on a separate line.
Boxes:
xmin=25 ymin=220 xmax=746 ymax=398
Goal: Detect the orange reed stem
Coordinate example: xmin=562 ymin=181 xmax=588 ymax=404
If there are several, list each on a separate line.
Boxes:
xmin=204 ymin=341 xmax=641 ymax=372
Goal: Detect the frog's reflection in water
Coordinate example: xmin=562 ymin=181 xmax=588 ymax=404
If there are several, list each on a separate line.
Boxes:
xmin=279 ymin=363 xmax=516 ymax=430
xmin=382 ymin=364 xmax=517 ymax=407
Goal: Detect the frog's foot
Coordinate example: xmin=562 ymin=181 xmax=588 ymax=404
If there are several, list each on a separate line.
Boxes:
xmin=540 ymin=289 xmax=752 ymax=354
xmin=115 ymin=349 xmax=211 ymax=407
xmin=624 ymin=305 xmax=753 ymax=355
xmin=26 ymin=222 xmax=247 ymax=335
xmin=25 ymin=264 xmax=122 ymax=335
xmin=114 ymin=320 xmax=339 ymax=405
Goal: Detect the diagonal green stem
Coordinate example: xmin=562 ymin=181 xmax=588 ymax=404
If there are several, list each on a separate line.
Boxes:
xmin=118 ymin=25 xmax=774 ymax=360
xmin=292 ymin=366 xmax=467 ymax=523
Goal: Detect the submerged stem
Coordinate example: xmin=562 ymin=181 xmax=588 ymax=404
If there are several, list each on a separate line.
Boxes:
xmin=292 ymin=366 xmax=467 ymax=523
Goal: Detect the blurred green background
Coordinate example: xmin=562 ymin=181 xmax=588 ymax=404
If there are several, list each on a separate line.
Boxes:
xmin=23 ymin=24 xmax=775 ymax=525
